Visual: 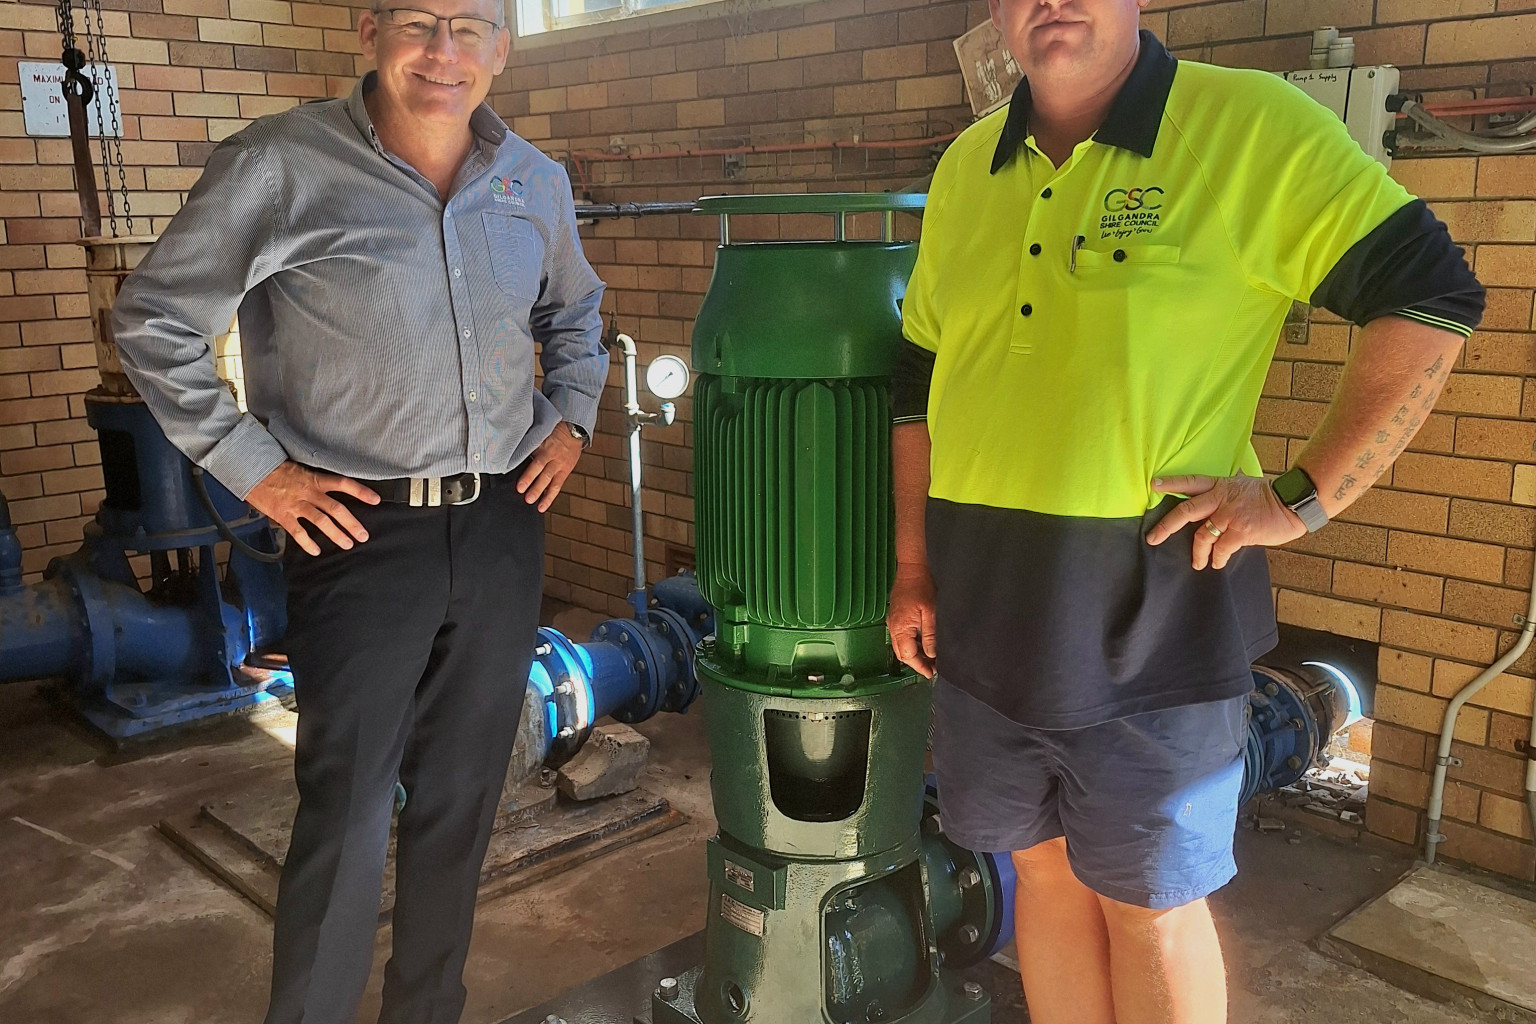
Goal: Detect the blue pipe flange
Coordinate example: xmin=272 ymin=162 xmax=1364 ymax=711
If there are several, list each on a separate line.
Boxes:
xmin=532 ymin=626 xmax=599 ymax=768
xmin=645 ymin=606 xmax=703 ymax=713
xmin=1241 ymin=665 xmax=1324 ymax=806
xmin=593 ymin=616 xmax=673 ymax=724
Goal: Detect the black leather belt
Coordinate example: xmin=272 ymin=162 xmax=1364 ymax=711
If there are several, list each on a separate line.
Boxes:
xmin=373 ymin=472 xmax=482 ymax=507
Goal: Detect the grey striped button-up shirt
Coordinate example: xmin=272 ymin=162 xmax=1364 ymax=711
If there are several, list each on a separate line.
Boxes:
xmin=112 ymin=73 xmax=608 ymax=499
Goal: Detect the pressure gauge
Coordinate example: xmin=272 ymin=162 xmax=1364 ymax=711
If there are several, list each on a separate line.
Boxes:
xmin=645 ymin=355 xmax=691 ymax=400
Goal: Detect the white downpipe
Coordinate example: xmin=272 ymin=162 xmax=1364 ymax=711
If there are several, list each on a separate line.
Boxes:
xmin=1423 ymin=564 xmax=1536 ymax=867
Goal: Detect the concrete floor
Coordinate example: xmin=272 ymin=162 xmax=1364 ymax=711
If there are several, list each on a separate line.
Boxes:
xmin=0 ymin=658 xmax=1512 ymax=1024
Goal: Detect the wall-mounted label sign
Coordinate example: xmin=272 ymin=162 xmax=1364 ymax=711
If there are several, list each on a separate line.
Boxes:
xmin=19 ymin=61 xmax=121 ymax=138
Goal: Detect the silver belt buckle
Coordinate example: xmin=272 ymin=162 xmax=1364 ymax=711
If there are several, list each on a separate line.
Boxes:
xmin=451 ymin=472 xmax=481 ymax=506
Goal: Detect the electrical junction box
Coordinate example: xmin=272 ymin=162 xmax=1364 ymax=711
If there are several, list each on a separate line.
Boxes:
xmin=1283 ymin=65 xmax=1400 ymax=169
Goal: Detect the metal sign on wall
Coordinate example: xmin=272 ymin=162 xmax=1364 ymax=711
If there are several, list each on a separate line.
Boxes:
xmin=953 ymin=22 xmax=1024 ymax=119
xmin=19 ymin=61 xmax=122 ymax=138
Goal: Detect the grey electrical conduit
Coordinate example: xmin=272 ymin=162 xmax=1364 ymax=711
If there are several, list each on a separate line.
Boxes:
xmin=1398 ymin=99 xmax=1536 ymax=154
xmin=1423 ymin=551 xmax=1536 ymax=870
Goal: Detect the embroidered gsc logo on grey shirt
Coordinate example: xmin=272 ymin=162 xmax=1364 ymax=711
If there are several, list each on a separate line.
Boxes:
xmin=111 ymin=72 xmax=608 ymax=499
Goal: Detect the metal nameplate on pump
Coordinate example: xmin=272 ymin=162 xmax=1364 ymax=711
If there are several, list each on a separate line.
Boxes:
xmin=724 ymin=860 xmax=755 ymax=892
xmin=721 ymin=893 xmax=765 ymax=936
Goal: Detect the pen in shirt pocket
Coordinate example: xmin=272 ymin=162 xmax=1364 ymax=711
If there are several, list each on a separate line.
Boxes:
xmin=1069 ymin=234 xmax=1086 ymax=273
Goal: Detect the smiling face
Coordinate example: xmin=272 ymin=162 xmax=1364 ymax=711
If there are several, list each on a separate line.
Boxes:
xmin=360 ymin=0 xmax=510 ymax=129
xmin=988 ymin=0 xmax=1147 ymax=90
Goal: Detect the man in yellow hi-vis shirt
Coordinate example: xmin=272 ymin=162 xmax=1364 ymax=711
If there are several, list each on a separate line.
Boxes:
xmin=886 ymin=2 xmax=1484 ymax=1022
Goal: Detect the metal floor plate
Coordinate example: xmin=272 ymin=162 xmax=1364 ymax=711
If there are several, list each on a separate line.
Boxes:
xmin=496 ymin=934 xmax=1027 ymax=1024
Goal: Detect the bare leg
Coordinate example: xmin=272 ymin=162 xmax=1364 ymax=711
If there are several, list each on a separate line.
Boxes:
xmin=1098 ymin=894 xmax=1227 ymax=1024
xmin=1010 ymin=838 xmax=1115 ymax=1024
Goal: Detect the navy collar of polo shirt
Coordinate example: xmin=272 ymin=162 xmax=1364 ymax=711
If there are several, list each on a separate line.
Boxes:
xmin=990 ymin=29 xmax=1178 ymax=174
xmin=346 ymin=70 xmax=509 ymax=158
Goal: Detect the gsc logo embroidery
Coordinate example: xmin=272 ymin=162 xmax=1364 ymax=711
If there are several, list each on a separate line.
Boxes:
xmin=1099 ymin=185 xmax=1165 ymax=239
xmin=1103 ymin=186 xmax=1164 ymax=212
xmin=491 ymin=176 xmax=526 ymax=207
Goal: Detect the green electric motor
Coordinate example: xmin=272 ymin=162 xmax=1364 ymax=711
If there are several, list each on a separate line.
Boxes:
xmin=652 ymin=194 xmax=990 ymax=1024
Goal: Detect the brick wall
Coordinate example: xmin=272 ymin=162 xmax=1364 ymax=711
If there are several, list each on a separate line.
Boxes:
xmin=1 ymin=0 xmax=1534 ymax=878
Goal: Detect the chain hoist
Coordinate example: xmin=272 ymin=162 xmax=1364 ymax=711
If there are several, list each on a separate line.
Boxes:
xmin=55 ymin=0 xmax=132 ymax=237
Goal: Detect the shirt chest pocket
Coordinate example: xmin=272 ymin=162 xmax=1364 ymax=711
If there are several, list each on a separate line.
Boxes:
xmin=1066 ymin=243 xmax=1186 ymax=378
xmin=482 ymin=211 xmax=545 ymax=300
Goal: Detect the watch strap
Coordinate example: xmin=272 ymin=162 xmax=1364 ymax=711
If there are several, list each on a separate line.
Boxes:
xmin=1274 ymin=467 xmax=1329 ymax=533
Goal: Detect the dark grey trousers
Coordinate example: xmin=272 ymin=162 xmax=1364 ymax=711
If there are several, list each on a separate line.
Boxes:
xmin=263 ymin=474 xmax=543 ymax=1024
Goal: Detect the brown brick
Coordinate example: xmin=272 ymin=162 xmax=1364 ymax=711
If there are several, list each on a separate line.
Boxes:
xmin=234 ymin=44 xmax=297 ymax=72
xmin=1432 ymin=199 xmax=1536 ymax=242
xmin=1481 ymin=288 xmax=1535 ymax=331
xmin=1382 ymin=610 xmax=1499 ymax=662
xmin=1283 ymin=521 xmax=1389 ymax=564
xmin=1461 ymin=417 xmax=1536 ymax=464
xmin=1465 ymin=331 xmax=1536 ymax=374
xmin=896 ymin=74 xmax=962 ymax=111
xmin=1167 ymin=0 xmax=1265 ymax=47
xmin=1333 ymin=562 xmax=1443 ymax=612
xmin=203 ymin=68 xmax=267 ymax=94
xmin=833 ymin=82 xmax=894 ymax=115
xmin=1427 ymin=13 xmax=1536 ymax=64
xmin=1388 ymin=531 xmax=1506 ymax=584
xmin=1337 ymin=488 xmax=1449 ymax=534
xmin=1474 ymin=245 xmax=1536 ymax=287
xmin=1365 ymin=796 xmax=1420 ymax=846
xmin=1477 ymin=155 xmax=1536 ymax=199
xmin=1276 ymin=590 xmax=1380 ymax=640
xmin=778 ymin=23 xmax=835 ymax=57
xmin=1443 ymin=779 xmax=1484 ymax=823
xmin=1434 ymin=659 xmax=1535 ymax=718
xmin=1264 ymin=548 xmax=1332 ymax=591
xmin=1448 ymin=741 xmax=1527 ymax=798
xmin=863 ymin=44 xmax=928 ymax=81
xmin=1479 ymin=792 xmax=1533 ymax=841
xmin=1253 ymin=397 xmax=1325 ymax=437
xmin=1379 ymin=0 xmax=1494 ymax=23
xmin=1368 ymin=758 xmax=1430 ymax=808
xmin=1489 ymin=712 xmax=1533 ymax=757
xmin=1266 ymin=0 xmax=1374 ymax=34
xmin=1449 ymin=498 xmax=1535 ymax=547
xmin=1370 ymin=720 xmax=1430 ymax=769
xmin=1380 ymin=647 xmax=1435 ymax=693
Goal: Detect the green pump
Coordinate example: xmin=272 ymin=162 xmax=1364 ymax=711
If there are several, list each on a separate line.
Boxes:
xmin=651 ymin=194 xmax=993 ymax=1024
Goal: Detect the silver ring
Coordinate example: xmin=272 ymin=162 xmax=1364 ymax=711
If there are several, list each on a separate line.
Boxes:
xmin=1203 ymin=521 xmax=1224 ymax=539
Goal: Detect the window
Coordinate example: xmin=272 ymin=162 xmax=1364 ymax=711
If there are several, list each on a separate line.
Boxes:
xmin=515 ymin=0 xmax=721 ymax=35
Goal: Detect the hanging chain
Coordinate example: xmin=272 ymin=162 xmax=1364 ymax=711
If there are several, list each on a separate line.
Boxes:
xmin=88 ymin=0 xmax=131 ymax=234
xmin=75 ymin=0 xmax=116 ymax=235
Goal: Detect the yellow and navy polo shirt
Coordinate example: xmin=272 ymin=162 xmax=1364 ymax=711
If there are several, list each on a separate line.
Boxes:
xmin=895 ymin=31 xmax=1483 ymax=729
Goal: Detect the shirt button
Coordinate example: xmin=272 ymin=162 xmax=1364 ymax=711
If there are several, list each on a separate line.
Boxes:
xmin=454 ymin=268 xmax=462 ymax=277
xmin=1020 ymin=304 xmax=1033 ymax=317
xmin=468 ymin=390 xmax=477 ymax=402
xmin=1114 ymin=249 xmax=1127 ymax=262
xmin=473 ymin=453 xmax=482 ymax=462
xmin=1029 ymin=243 xmax=1042 ymax=256
xmin=463 ymin=328 xmax=472 ymax=338
xmin=1041 ymin=188 xmax=1052 ymax=199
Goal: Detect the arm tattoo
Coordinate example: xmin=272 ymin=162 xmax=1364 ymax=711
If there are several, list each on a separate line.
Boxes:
xmin=1334 ymin=474 xmax=1358 ymax=501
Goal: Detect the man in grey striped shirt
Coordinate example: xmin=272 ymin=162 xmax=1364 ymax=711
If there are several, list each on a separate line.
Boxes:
xmin=112 ymin=2 xmax=607 ymax=1021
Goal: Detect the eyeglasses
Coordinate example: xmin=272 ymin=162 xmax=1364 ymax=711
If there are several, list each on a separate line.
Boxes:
xmin=374 ymin=8 xmax=503 ymax=47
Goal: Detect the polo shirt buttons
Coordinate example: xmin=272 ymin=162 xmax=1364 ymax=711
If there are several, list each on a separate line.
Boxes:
xmin=1041 ymin=188 xmax=1052 ymax=199
xmin=1020 ymin=304 xmax=1033 ymax=317
xmin=1029 ymin=243 xmax=1042 ymax=256
xmin=1114 ymin=249 xmax=1127 ymax=262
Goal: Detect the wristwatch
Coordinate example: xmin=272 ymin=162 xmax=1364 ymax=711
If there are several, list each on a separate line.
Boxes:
xmin=1272 ymin=466 xmax=1328 ymax=533
xmin=564 ymin=421 xmax=589 ymax=447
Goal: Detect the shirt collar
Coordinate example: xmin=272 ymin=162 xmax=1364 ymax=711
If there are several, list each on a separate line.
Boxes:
xmin=345 ymin=71 xmax=510 ymax=157
xmin=990 ymin=29 xmax=1178 ymax=175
